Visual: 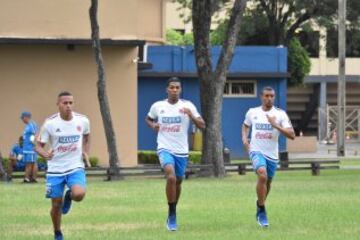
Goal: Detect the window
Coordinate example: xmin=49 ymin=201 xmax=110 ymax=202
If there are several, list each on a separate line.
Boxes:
xmin=224 ymin=80 xmax=257 ymax=97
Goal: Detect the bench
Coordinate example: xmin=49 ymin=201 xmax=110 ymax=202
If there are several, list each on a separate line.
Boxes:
xmin=328 ymin=148 xmax=358 ymax=155
xmin=226 ymin=158 xmax=340 ymax=176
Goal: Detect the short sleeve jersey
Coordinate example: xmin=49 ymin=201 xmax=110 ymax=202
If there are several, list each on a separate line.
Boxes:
xmin=38 ymin=112 xmax=90 ymax=176
xmin=148 ymin=99 xmax=201 ymax=156
xmin=244 ymin=106 xmax=292 ymax=161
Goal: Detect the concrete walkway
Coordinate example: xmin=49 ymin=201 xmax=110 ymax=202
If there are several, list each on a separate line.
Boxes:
xmin=289 ymin=142 xmax=360 ymax=159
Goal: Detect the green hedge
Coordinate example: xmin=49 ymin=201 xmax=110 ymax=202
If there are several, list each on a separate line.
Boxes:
xmin=138 ymin=151 xmax=202 ymax=164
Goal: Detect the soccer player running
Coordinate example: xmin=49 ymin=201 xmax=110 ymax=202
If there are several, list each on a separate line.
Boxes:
xmin=146 ymin=77 xmax=205 ymax=231
xmin=21 ymin=111 xmax=39 ymax=183
xmin=36 ymin=91 xmax=90 ymax=240
xmin=242 ymin=86 xmax=295 ymax=227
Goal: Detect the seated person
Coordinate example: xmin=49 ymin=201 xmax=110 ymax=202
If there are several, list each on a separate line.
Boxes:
xmin=7 ymin=136 xmax=26 ymax=182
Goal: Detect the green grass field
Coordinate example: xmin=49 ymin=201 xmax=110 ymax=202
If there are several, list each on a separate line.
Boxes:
xmin=1 ymin=170 xmax=360 ymax=240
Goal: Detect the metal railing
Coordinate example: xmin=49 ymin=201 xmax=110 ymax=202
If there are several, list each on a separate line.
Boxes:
xmin=319 ymin=105 xmax=360 ymax=142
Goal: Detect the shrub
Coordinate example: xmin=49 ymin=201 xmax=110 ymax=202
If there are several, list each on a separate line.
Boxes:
xmin=89 ymin=156 xmax=99 ymax=167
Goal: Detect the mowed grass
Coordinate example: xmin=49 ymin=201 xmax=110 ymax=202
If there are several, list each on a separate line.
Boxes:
xmin=1 ymin=170 xmax=360 ymax=240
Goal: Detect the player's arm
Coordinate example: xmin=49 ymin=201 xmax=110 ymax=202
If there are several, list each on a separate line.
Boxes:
xmin=35 ymin=142 xmax=54 ymax=159
xmin=266 ymin=115 xmax=295 ymax=140
xmin=188 ymin=114 xmax=205 ymax=130
xmin=242 ymin=124 xmax=251 ymax=153
xmin=83 ymin=134 xmax=90 ymax=156
xmin=277 ymin=126 xmax=295 ymax=140
xmin=183 ymin=105 xmax=205 ymax=130
xmin=145 ymin=116 xmax=160 ymax=132
xmin=82 ymin=134 xmax=91 ymax=167
xmin=35 ymin=123 xmax=53 ymax=159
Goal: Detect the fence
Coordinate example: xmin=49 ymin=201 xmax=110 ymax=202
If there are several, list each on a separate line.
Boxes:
xmin=319 ymin=105 xmax=360 ymax=142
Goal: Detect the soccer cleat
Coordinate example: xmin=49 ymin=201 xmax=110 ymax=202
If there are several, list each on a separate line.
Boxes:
xmin=54 ymin=232 xmax=63 ymax=240
xmin=256 ymin=205 xmax=269 ymax=227
xmin=62 ymin=190 xmax=72 ymax=214
xmin=166 ymin=214 xmax=177 ymax=231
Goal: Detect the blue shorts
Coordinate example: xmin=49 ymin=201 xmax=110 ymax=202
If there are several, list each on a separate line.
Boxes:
xmin=249 ymin=152 xmax=278 ymax=180
xmin=23 ymin=153 xmax=37 ymax=163
xmin=158 ymin=150 xmax=188 ymax=178
xmin=46 ymin=169 xmax=86 ymax=199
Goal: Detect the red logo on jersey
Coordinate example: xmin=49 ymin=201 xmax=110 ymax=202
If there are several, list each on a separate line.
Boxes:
xmin=161 ymin=125 xmax=181 ymax=132
xmin=77 ymin=126 xmax=82 ymax=132
xmin=255 ymin=132 xmax=273 ymax=139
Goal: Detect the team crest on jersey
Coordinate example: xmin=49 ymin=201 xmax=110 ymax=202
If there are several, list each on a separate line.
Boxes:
xmin=179 ymin=109 xmax=185 ymax=114
xmin=160 ymin=109 xmax=165 ymax=114
xmin=56 ymin=128 xmax=61 ymax=132
xmin=254 ymin=116 xmax=258 ymax=120
xmin=77 ymin=126 xmax=82 ymax=132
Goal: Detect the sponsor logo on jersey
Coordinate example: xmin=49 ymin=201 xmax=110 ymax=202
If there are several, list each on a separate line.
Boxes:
xmin=59 ymin=135 xmax=80 ymax=143
xmin=161 ymin=116 xmax=182 ymax=124
xmin=57 ymin=143 xmax=78 ymax=153
xmin=255 ymin=132 xmax=273 ymax=139
xmin=161 ymin=125 xmax=181 ymax=132
xmin=255 ymin=123 xmax=273 ymax=131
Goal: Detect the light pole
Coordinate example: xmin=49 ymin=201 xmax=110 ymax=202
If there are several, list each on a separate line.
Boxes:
xmin=337 ymin=0 xmax=346 ymax=156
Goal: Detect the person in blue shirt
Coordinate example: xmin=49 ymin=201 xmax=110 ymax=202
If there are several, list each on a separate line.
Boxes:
xmin=21 ymin=111 xmax=39 ymax=183
xmin=6 ymin=136 xmax=26 ymax=182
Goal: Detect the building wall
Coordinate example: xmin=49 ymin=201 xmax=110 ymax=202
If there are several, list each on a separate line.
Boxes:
xmin=0 ymin=45 xmax=138 ymax=166
xmin=310 ymin=58 xmax=360 ymax=76
xmin=0 ymin=0 xmax=165 ymax=43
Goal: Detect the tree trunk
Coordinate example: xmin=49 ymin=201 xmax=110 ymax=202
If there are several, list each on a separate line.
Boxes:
xmin=199 ymin=73 xmax=225 ymax=176
xmin=193 ymin=0 xmax=247 ymax=177
xmin=89 ymin=0 xmax=121 ymax=180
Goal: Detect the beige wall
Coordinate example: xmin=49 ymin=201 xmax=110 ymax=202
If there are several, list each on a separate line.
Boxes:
xmin=0 ymin=0 xmax=165 ymax=43
xmin=310 ymin=58 xmax=360 ymax=76
xmin=0 ymin=45 xmax=138 ymax=167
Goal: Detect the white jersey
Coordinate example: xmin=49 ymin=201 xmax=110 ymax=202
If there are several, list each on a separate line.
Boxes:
xmin=148 ymin=99 xmax=201 ymax=156
xmin=38 ymin=112 xmax=90 ymax=176
xmin=244 ymin=106 xmax=292 ymax=161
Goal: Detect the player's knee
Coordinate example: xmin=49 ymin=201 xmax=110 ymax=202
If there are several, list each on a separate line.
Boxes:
xmin=167 ymin=174 xmax=177 ymax=184
xmin=257 ymin=168 xmax=268 ymax=182
xmin=72 ymin=191 xmax=86 ymax=202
